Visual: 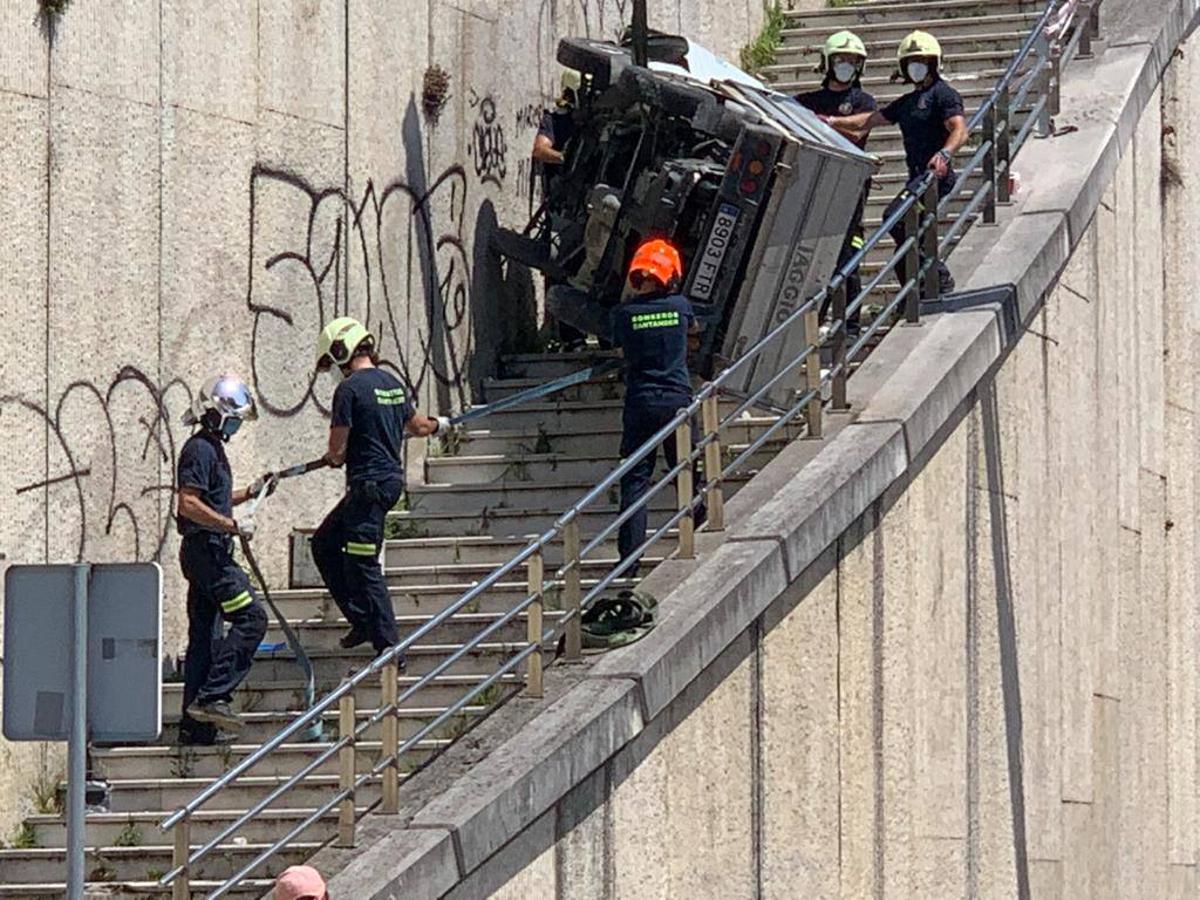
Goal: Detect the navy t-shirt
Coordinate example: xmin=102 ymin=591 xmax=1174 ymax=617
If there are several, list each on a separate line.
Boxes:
xmin=176 ymin=431 xmax=233 ymax=537
xmin=331 ymin=367 xmax=414 ymax=486
xmin=536 ymin=109 xmax=576 ymax=195
xmin=795 ymin=82 xmax=877 ymax=149
xmin=612 ymin=293 xmax=694 ymax=407
xmin=881 ymin=78 xmax=965 ymax=179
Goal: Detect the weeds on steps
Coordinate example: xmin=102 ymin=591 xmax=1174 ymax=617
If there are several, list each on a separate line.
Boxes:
xmin=740 ymin=2 xmax=787 ymax=74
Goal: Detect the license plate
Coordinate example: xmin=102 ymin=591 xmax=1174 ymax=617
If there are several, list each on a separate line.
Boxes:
xmin=690 ymin=203 xmax=740 ymax=301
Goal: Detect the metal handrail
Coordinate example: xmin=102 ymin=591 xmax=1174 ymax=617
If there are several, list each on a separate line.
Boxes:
xmin=159 ymin=1 xmax=1099 ymax=893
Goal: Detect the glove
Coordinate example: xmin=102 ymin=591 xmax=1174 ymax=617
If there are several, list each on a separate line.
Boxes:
xmin=247 ymin=472 xmax=277 ymax=499
xmin=435 ymin=415 xmax=455 ymax=435
xmin=233 ymin=517 xmax=256 ymax=540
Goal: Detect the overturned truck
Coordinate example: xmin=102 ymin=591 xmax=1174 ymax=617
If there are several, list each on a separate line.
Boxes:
xmin=494 ymin=34 xmax=877 ymax=409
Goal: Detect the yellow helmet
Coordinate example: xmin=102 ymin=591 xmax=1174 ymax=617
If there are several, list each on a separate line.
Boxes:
xmin=819 ymin=30 xmax=867 ymax=73
xmin=315 ymin=316 xmax=373 ymax=371
xmin=897 ymin=30 xmax=942 ymax=64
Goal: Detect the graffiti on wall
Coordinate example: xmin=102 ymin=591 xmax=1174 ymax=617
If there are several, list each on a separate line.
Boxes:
xmin=1 ymin=368 xmax=190 ymax=563
xmin=467 ymin=92 xmax=508 ymax=188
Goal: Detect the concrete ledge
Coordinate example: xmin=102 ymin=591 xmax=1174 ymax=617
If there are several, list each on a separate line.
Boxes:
xmin=588 ymin=538 xmax=788 ymax=720
xmin=727 ymin=421 xmax=908 ymax=582
xmin=410 ymin=678 xmax=643 ymax=874
xmin=327 ymin=826 xmax=459 ymax=900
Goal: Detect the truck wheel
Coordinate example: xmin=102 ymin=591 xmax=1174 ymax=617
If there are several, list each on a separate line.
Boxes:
xmin=557 ymin=38 xmax=630 ymax=90
xmin=615 ymin=66 xmax=710 ymax=118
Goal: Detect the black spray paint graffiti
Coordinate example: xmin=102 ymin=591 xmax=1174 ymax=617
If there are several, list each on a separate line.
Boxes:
xmin=467 ymin=92 xmax=508 ymax=188
xmin=515 ymin=103 xmax=543 ymax=131
xmin=246 ymin=162 xmax=474 ymax=419
xmin=1 ymin=368 xmax=190 ymax=563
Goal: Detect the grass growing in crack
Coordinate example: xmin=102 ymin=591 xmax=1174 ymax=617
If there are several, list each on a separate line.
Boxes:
xmin=8 ymin=822 xmax=38 ymax=849
xmin=740 ymin=2 xmax=787 ymax=75
xmin=114 ymin=821 xmax=143 ymax=847
xmin=171 ymin=746 xmax=198 ymax=780
xmin=29 ymin=768 xmax=63 ymax=815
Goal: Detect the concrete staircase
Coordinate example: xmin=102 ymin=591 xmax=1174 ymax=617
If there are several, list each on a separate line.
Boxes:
xmin=763 ymin=0 xmax=1045 ymax=302
xmin=0 ymin=3 xmax=1045 ymax=895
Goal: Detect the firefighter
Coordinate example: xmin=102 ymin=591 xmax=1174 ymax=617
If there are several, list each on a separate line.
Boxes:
xmin=825 ymin=30 xmax=968 ymax=294
xmin=797 ymin=30 xmax=875 ymax=334
xmin=176 ymin=375 xmax=270 ymax=742
xmin=533 ymin=69 xmax=587 ymax=349
xmin=311 ymin=317 xmax=452 ymax=657
xmin=612 ymin=238 xmax=705 ymax=575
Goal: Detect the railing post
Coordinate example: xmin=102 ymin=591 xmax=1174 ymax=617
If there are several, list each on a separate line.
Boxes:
xmin=903 ymin=198 xmax=921 ymax=324
xmin=1077 ymin=0 xmax=1096 ymax=58
xmin=830 ymin=279 xmax=849 ymax=411
xmin=380 ymin=660 xmax=399 ymax=815
xmin=336 ymin=693 xmax=356 ymax=848
xmin=675 ymin=418 xmax=695 ymax=559
xmin=526 ymin=549 xmax=544 ymax=698
xmin=996 ymin=84 xmax=1011 ymax=204
xmin=982 ymin=106 xmax=997 ymax=225
xmin=802 ymin=306 xmax=823 ymax=438
xmin=921 ymin=178 xmax=941 ymax=303
xmin=701 ymin=393 xmax=725 ymax=531
xmin=562 ymin=520 xmax=582 ymax=661
xmin=171 ymin=817 xmax=190 ymax=900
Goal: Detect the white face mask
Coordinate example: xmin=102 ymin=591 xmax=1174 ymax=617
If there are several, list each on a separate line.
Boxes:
xmin=907 ymin=61 xmax=930 ymax=83
xmin=832 ymin=61 xmax=858 ymax=85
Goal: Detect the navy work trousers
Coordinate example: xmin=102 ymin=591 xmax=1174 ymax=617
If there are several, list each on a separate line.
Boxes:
xmin=179 ymin=533 xmax=268 ymax=742
xmin=311 ymin=478 xmax=403 ymax=653
xmin=884 ymin=173 xmax=956 ymax=292
xmin=617 ymin=399 xmax=706 ymax=577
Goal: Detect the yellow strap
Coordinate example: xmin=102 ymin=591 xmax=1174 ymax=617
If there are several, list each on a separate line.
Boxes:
xmin=850 ymin=236 xmax=864 ymax=249
xmin=344 ymin=541 xmax=377 ymax=557
xmin=221 ymin=591 xmax=253 ymax=614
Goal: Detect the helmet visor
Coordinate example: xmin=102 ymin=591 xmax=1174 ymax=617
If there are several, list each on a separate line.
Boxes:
xmin=213 ymin=377 xmax=258 ymax=421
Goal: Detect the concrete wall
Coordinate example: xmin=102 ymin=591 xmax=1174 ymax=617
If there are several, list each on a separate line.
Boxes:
xmin=0 ymin=0 xmax=766 ymax=840
xmin=478 ymin=50 xmax=1200 ymax=895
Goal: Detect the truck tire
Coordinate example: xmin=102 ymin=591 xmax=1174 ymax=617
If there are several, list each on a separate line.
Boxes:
xmin=557 ymin=38 xmax=630 ymax=90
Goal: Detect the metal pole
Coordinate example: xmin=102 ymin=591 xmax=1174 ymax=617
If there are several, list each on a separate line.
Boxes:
xmin=903 ymin=199 xmax=921 ymax=324
xmin=982 ymin=107 xmax=997 ymax=224
xmin=526 ymin=550 xmax=545 ymax=698
xmin=830 ymin=280 xmax=849 ymax=411
xmin=802 ymin=307 xmax=823 ymax=439
xmin=562 ymin=521 xmax=582 ymax=661
xmin=67 ymin=563 xmax=89 ymax=900
xmin=1035 ymin=33 xmax=1053 ymax=137
xmin=336 ymin=694 xmax=356 ymax=848
xmin=380 ymin=660 xmax=399 ymax=815
xmin=996 ymin=85 xmax=1012 ymax=203
xmin=921 ymin=179 xmax=941 ymax=302
xmin=675 ymin=420 xmax=695 ymax=559
xmin=171 ymin=817 xmax=191 ymax=900
xmin=701 ymin=394 xmax=725 ymax=530
xmin=631 ymin=0 xmax=649 ymax=67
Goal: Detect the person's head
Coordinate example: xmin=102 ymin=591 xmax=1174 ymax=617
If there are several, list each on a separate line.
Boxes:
xmin=315 ymin=316 xmax=378 ymax=382
xmin=820 ymin=30 xmax=867 ymax=87
xmin=181 ymin=375 xmax=257 ymax=442
xmin=558 ymin=68 xmax=582 ymax=109
xmin=625 ymin=237 xmax=684 ymax=299
xmin=896 ymin=30 xmax=941 ymax=86
xmin=274 ymin=865 xmax=327 ymax=900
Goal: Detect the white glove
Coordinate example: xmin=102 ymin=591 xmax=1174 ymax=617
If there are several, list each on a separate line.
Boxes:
xmin=247 ymin=472 xmax=277 ymax=499
xmin=436 ymin=415 xmax=455 ymax=435
xmin=233 ymin=517 xmax=256 ymax=539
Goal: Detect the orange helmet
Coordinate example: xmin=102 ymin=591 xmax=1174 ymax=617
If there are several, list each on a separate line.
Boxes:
xmin=628 ymin=238 xmax=683 ymax=289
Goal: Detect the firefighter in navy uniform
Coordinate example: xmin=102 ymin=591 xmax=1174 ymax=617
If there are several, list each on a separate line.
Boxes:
xmin=532 ymin=70 xmax=587 ymax=349
xmin=311 ymin=317 xmax=453 ymax=657
xmin=175 ymin=375 xmax=270 ymax=743
xmin=796 ymin=30 xmax=875 ymax=335
xmin=612 ymin=239 xmax=706 ymax=576
xmin=826 ymin=30 xmax=968 ymax=294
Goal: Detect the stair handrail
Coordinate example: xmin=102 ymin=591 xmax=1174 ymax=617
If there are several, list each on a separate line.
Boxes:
xmin=157 ymin=1 xmax=1101 ymax=894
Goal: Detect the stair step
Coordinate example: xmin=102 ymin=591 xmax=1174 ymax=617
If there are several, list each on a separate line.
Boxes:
xmin=0 ymin=842 xmax=317 ymax=885
xmin=776 ymin=29 xmax=1030 ymax=64
xmin=261 ymin=609 xmax=567 ymax=647
xmin=785 ymin=0 xmax=1041 ymax=27
xmin=105 ymin=772 xmax=384 ymax=813
xmin=0 ymin=880 xmax=271 ymax=898
xmin=22 ymin=807 xmax=369 ymax=850
xmin=481 ymin=375 xmax=624 ymax=404
xmin=244 ymin=640 xmax=530 ymax=683
xmin=781 ymin=11 xmax=1041 ymax=44
xmin=497 ymin=350 xmax=621 ymax=380
xmin=93 ymin=735 xmax=450 ymax=781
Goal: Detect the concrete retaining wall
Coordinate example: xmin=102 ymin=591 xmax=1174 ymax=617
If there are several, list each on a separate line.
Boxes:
xmin=0 ymin=0 xmax=766 ymax=841
xmin=314 ymin=0 xmax=1200 ymax=895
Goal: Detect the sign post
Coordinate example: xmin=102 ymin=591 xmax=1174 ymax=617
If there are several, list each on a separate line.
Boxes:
xmin=67 ymin=564 xmax=88 ymax=900
xmin=3 ymin=562 xmax=162 ymax=898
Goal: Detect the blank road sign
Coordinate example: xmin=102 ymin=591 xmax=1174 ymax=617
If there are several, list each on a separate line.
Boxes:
xmin=3 ymin=563 xmax=162 ymax=743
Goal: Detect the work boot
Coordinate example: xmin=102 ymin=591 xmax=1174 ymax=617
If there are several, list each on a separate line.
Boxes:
xmin=187 ymin=699 xmax=243 ymax=731
xmin=937 ymin=264 xmax=956 ymax=295
xmin=339 ymin=625 xmax=371 ymax=650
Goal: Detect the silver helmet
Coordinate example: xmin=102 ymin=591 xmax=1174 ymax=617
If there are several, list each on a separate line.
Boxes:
xmin=182 ymin=374 xmax=258 ymax=440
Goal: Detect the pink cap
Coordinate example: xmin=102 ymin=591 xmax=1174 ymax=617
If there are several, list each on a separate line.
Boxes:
xmin=274 ymin=865 xmax=327 ymax=900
